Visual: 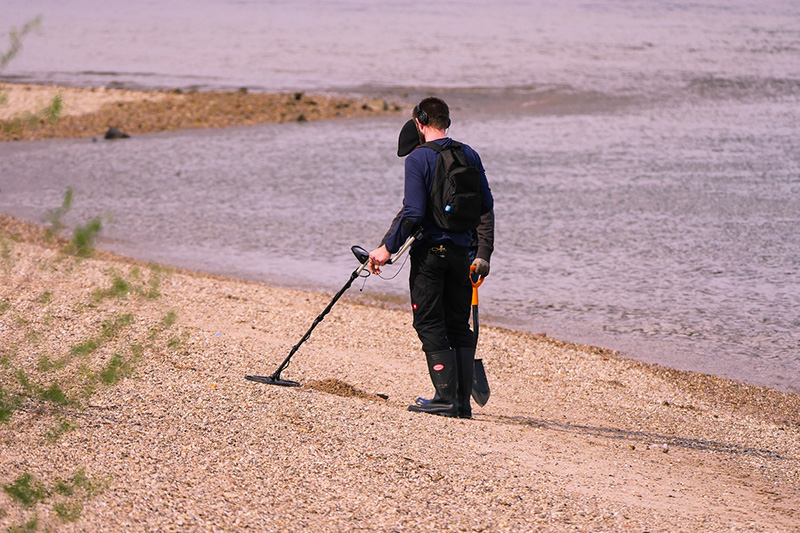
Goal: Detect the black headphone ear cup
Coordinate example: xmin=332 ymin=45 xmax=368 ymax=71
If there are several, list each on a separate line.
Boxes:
xmin=446 ymin=117 xmax=451 ymax=128
xmin=416 ymin=103 xmax=428 ymax=125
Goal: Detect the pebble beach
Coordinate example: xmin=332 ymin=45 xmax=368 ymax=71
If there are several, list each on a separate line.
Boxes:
xmin=1 ymin=84 xmax=799 ymax=531
xmin=0 ymin=83 xmax=402 ymax=141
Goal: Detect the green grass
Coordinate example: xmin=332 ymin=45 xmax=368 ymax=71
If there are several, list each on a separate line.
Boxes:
xmin=65 ymin=217 xmax=102 ymax=258
xmin=36 ymin=291 xmax=53 ymax=304
xmin=101 ymin=313 xmax=134 ymax=337
xmin=39 ymin=382 xmax=71 ymax=406
xmin=45 ymin=417 xmax=76 ymax=443
xmin=45 ymin=188 xmax=73 ymax=240
xmin=7 ymin=515 xmax=39 ymax=533
xmin=3 ymin=473 xmax=49 ymax=507
xmin=54 ymin=500 xmax=82 ymax=522
xmin=1 ymin=237 xmax=13 ymax=270
xmin=1 ymin=16 xmax=42 ymax=70
xmin=150 ymin=310 xmax=178 ymax=340
xmin=95 ymin=274 xmax=134 ymax=300
xmin=45 ymin=93 xmax=62 ymax=124
xmin=0 ymin=385 xmax=21 ymax=423
xmin=93 ymin=267 xmax=166 ymax=303
xmin=2 ymin=469 xmax=98 ymax=525
xmin=161 ymin=310 xmax=178 ymax=328
xmin=37 ymin=354 xmax=67 ymax=372
xmin=71 ymin=313 xmax=135 ymax=356
xmin=15 ymin=368 xmax=34 ymax=394
xmin=70 ymin=338 xmax=100 ymax=356
xmin=99 ymin=353 xmax=125 ymax=385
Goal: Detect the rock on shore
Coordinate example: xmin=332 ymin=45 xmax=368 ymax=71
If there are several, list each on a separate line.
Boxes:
xmin=1 ymin=214 xmax=798 ymax=531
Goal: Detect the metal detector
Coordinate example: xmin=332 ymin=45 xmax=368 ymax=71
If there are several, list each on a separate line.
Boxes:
xmin=245 ymin=230 xmax=421 ymax=387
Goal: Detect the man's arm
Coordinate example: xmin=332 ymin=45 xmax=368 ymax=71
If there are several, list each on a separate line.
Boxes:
xmin=381 ymin=208 xmax=404 ymax=246
xmin=474 ymin=210 xmax=494 ymax=262
xmin=471 ymin=210 xmax=494 ymax=277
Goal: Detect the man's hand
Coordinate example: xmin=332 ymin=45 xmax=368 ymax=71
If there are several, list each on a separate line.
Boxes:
xmin=471 ymin=258 xmax=490 ymax=278
xmin=368 ymin=245 xmax=391 ymax=275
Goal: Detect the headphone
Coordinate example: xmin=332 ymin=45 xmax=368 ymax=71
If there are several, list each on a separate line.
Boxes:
xmin=415 ymin=103 xmax=428 ymax=125
xmin=415 ymin=102 xmax=450 ymax=128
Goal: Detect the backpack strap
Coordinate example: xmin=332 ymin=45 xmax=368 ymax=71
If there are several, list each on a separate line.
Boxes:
xmin=421 ymin=140 xmax=462 ymax=153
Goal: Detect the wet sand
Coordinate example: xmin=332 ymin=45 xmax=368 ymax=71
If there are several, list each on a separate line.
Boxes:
xmin=1 ymin=85 xmax=799 ymax=530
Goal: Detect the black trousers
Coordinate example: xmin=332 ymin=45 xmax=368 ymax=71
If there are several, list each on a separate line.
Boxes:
xmin=409 ymin=243 xmax=474 ymax=353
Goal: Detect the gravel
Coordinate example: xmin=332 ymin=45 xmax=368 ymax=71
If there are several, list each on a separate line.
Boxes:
xmin=1 ymin=215 xmax=798 ymax=531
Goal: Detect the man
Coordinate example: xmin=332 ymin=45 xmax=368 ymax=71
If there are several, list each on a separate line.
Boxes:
xmin=386 ymin=118 xmax=494 ymax=276
xmin=369 ymin=97 xmax=494 ymax=418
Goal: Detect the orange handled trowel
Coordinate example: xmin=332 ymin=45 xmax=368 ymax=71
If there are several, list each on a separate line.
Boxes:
xmin=470 ymin=265 xmax=491 ymax=407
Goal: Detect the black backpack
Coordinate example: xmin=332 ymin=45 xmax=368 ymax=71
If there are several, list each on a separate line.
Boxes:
xmin=422 ymin=140 xmax=483 ymax=233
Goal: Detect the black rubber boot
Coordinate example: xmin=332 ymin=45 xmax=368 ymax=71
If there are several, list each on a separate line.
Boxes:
xmin=414 ymin=390 xmax=441 ymax=407
xmin=455 ymin=346 xmax=476 ymax=419
xmin=408 ymin=349 xmax=458 ymax=417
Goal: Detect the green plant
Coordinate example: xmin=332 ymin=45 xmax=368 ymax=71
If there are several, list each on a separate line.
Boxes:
xmin=0 ymin=298 xmax=10 ymax=315
xmin=93 ymin=266 xmax=166 ymax=303
xmin=36 ymin=291 xmax=53 ymax=304
xmin=161 ymin=310 xmax=178 ymax=329
xmin=65 ymin=217 xmax=102 ymax=258
xmin=99 ymin=353 xmax=125 ymax=385
xmin=45 ymin=417 xmax=76 ymax=443
xmin=37 ymin=354 xmax=66 ymax=372
xmin=92 ymin=273 xmax=133 ymax=301
xmin=54 ymin=500 xmax=82 ymax=521
xmin=70 ymin=337 xmax=100 ymax=356
xmin=101 ymin=313 xmax=134 ymax=337
xmin=44 ymin=93 xmax=62 ymax=124
xmin=39 ymin=382 xmax=71 ymax=406
xmin=15 ymin=368 xmax=34 ymax=394
xmin=23 ymin=329 xmax=42 ymax=344
xmin=3 ymin=473 xmax=49 ymax=507
xmin=71 ymin=313 xmax=135 ymax=356
xmin=7 ymin=515 xmax=39 ymax=533
xmin=1 ymin=16 xmax=41 ymax=71
xmin=0 ymin=385 xmax=21 ymax=423
xmin=45 ymin=188 xmax=73 ymax=239
xmin=1 ymin=236 xmax=13 ymax=269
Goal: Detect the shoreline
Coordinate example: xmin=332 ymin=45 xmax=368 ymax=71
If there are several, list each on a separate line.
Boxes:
xmin=1 ymin=213 xmax=799 ymax=530
xmin=2 ymin=80 xmax=800 ymax=529
xmin=0 ymin=82 xmax=406 ymax=141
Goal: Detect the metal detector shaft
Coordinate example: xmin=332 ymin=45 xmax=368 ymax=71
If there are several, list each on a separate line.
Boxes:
xmin=265 ymin=260 xmax=368 ymax=382
xmin=247 ymin=229 xmax=421 ymax=387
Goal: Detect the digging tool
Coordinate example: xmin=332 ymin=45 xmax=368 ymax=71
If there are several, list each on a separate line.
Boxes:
xmin=413 ymin=265 xmax=491 ymax=408
xmin=470 ymin=265 xmax=490 ymax=407
xmin=245 ymin=230 xmax=421 ymax=387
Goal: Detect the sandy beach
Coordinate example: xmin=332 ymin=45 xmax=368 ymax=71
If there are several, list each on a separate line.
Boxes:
xmin=1 ymin=84 xmax=799 ymax=531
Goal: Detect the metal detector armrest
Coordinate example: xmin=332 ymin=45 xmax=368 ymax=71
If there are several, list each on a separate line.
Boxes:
xmin=387 ymin=226 xmax=424 ymax=265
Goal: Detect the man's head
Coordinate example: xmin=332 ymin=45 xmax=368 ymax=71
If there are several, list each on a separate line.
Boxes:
xmin=413 ymin=97 xmax=450 ymax=131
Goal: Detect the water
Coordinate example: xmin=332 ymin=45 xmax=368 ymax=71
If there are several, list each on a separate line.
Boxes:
xmin=2 ymin=1 xmax=799 ymax=393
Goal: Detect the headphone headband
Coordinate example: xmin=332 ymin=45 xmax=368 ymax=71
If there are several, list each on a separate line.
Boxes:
xmin=415 ymin=101 xmax=450 ymax=128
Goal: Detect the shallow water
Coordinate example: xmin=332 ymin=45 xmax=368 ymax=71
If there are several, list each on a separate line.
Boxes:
xmin=2 ymin=0 xmax=799 ymax=392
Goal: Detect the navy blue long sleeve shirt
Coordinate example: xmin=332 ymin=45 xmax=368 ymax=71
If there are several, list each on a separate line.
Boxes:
xmin=384 ymin=138 xmax=494 ymax=253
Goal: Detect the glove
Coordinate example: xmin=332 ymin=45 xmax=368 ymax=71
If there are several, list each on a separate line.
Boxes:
xmin=471 ymin=258 xmax=490 ymax=278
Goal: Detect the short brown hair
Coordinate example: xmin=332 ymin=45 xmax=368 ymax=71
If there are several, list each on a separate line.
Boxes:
xmin=414 ymin=97 xmax=450 ymax=130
